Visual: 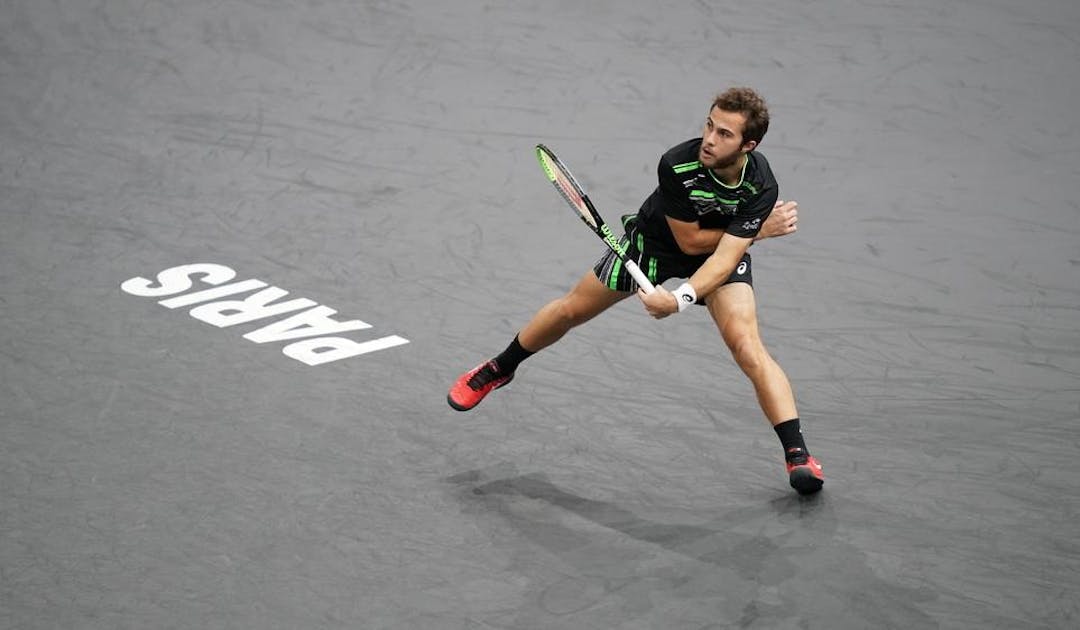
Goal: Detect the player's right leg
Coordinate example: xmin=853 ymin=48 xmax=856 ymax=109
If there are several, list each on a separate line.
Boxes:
xmin=518 ymin=270 xmax=631 ymax=351
xmin=447 ymin=271 xmax=631 ymax=411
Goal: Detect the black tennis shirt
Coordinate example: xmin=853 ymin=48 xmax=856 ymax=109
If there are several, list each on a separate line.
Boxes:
xmin=634 ymin=138 xmax=779 ymax=255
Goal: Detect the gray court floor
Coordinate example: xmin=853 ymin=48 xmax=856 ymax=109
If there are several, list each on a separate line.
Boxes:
xmin=3 ymin=1 xmax=1079 ymax=628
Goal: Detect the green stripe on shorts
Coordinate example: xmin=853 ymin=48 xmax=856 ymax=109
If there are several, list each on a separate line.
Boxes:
xmin=609 ymin=257 xmax=623 ymax=290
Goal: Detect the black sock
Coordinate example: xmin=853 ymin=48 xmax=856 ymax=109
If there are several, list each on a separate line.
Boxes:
xmin=492 ymin=335 xmax=534 ymax=374
xmin=774 ymin=418 xmax=809 ymax=461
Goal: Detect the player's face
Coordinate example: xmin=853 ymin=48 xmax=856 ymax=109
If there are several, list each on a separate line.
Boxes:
xmin=699 ymin=107 xmax=755 ymax=169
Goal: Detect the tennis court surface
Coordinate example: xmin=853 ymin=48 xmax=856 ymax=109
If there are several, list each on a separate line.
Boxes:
xmin=2 ymin=1 xmax=1078 ymax=628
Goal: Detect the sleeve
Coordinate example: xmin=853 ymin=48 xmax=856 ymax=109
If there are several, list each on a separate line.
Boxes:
xmin=655 ymin=156 xmax=698 ymax=223
xmin=724 ymin=180 xmax=778 ymax=239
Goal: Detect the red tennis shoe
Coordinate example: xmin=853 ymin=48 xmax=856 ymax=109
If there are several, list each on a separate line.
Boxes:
xmin=447 ymin=360 xmax=514 ymax=411
xmin=785 ymin=448 xmax=824 ymax=495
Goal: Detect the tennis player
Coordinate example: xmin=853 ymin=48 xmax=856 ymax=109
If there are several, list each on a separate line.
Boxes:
xmin=448 ymin=87 xmax=823 ymax=495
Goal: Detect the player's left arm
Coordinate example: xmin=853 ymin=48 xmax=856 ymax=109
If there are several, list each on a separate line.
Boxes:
xmin=638 ymin=233 xmax=752 ymax=318
xmin=687 ymin=233 xmax=753 ymax=298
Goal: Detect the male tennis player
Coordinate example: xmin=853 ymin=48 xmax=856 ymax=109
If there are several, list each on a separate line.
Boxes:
xmin=448 ymin=87 xmax=823 ymax=495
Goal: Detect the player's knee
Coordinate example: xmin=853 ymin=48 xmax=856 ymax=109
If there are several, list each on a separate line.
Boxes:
xmin=553 ymin=295 xmax=590 ymax=327
xmin=725 ymin=331 xmax=767 ymax=373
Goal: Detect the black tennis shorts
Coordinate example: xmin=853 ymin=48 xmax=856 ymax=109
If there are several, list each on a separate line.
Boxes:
xmin=593 ymin=215 xmax=752 ymax=299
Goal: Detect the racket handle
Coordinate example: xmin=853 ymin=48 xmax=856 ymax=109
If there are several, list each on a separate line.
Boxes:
xmin=624 ymin=260 xmax=656 ymax=294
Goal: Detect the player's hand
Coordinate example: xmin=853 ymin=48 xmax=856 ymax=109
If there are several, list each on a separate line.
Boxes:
xmin=757 ymin=200 xmax=799 ymax=240
xmin=637 ymin=285 xmax=678 ymax=319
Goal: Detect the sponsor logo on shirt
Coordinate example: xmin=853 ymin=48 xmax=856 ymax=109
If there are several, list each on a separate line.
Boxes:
xmin=694 ymin=198 xmax=738 ymax=216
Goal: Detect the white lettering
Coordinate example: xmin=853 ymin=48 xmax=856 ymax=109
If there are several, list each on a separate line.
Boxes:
xmin=122 ymin=263 xmax=409 ymax=366
xmin=244 ymin=305 xmax=370 ymax=343
xmin=120 ymin=263 xmax=236 ymax=297
xmin=158 ymin=279 xmax=268 ymax=309
xmin=189 ymin=288 xmax=317 ymax=328
xmin=283 ymin=335 xmax=410 ymax=366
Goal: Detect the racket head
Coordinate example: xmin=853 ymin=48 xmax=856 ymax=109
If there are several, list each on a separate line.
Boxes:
xmin=534 ymin=143 xmax=657 ymax=294
xmin=535 ymin=144 xmax=602 ymax=231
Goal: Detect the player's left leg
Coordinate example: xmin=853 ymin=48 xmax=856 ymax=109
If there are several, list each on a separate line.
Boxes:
xmin=705 ymin=281 xmax=823 ymax=494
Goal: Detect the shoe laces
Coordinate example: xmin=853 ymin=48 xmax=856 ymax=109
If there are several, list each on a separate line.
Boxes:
xmin=467 ymin=361 xmax=504 ymax=390
xmin=786 ymin=448 xmax=809 ymax=465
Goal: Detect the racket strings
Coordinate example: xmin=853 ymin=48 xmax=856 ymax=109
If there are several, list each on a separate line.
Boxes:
xmin=553 ymin=181 xmax=597 ymax=227
xmin=553 ymin=175 xmax=580 ymax=202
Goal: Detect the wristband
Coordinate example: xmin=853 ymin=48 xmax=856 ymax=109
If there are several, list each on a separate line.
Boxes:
xmin=672 ymin=282 xmax=697 ymax=312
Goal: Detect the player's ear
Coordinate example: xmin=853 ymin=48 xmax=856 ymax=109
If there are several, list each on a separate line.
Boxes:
xmin=741 ymin=139 xmax=758 ymax=153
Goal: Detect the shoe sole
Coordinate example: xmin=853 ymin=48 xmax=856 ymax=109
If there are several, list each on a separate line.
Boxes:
xmin=446 ymin=375 xmax=514 ymax=412
xmin=789 ymin=468 xmax=824 ymax=495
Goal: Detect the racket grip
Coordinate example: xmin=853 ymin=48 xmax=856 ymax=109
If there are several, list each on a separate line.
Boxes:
xmin=624 ymin=260 xmax=656 ymax=294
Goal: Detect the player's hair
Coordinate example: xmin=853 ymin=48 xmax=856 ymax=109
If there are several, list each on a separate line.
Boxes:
xmin=712 ymin=87 xmax=770 ymax=145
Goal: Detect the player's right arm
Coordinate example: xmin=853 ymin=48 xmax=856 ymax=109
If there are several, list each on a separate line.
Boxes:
xmin=655 ymin=154 xmax=796 ymax=255
xmin=756 ymin=200 xmax=798 ymax=240
xmin=667 ymin=199 xmax=798 ymax=255
xmin=666 ymin=215 xmax=725 ymax=256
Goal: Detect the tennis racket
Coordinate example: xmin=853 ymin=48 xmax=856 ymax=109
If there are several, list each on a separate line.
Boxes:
xmin=535 ymin=144 xmax=656 ymax=294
